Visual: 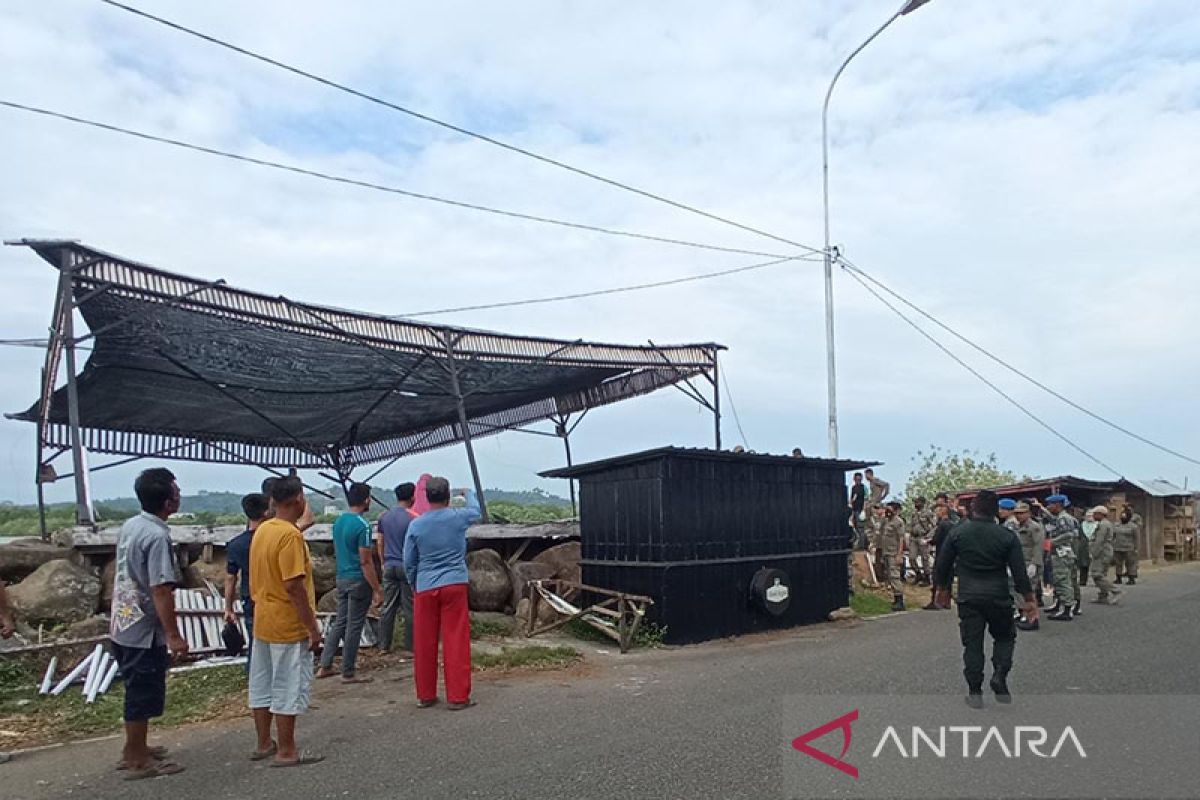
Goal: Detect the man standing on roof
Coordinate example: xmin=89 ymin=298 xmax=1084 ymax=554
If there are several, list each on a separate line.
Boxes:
xmin=881 ymin=501 xmax=907 ymax=611
xmin=1113 ymin=506 xmax=1139 ymax=585
xmin=865 ymin=468 xmax=889 ymax=507
xmin=1037 ymin=494 xmax=1081 ymax=620
xmin=1088 ymin=506 xmax=1122 ymax=605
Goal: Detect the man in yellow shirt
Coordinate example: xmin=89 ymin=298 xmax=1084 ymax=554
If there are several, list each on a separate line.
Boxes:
xmin=248 ymin=477 xmax=324 ymax=768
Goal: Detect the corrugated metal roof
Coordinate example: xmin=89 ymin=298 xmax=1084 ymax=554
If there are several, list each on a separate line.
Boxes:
xmin=1122 ymin=478 xmax=1193 ymax=497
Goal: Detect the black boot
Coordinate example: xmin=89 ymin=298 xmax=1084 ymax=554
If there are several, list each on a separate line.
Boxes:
xmin=891 ymin=593 xmax=906 ymax=612
xmin=1071 ymin=600 xmax=1082 ymax=617
xmin=989 ymin=675 xmax=1012 ymax=704
xmin=1048 ymin=605 xmax=1073 ymax=621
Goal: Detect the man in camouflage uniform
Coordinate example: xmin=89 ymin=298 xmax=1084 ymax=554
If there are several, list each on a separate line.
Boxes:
xmin=1073 ymin=506 xmax=1092 ymax=587
xmin=907 ymin=497 xmax=936 ymax=586
xmin=880 ymin=501 xmax=907 ymax=611
xmin=1113 ymin=506 xmax=1139 ymax=584
xmin=866 ymin=504 xmax=886 ymax=582
xmin=865 ymin=468 xmax=890 ymax=508
xmin=1088 ymin=505 xmax=1122 ymax=605
xmin=1039 ymin=494 xmax=1081 ymax=620
xmin=1013 ymin=502 xmax=1045 ymax=630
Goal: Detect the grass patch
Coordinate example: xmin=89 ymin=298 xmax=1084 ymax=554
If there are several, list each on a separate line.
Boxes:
xmin=850 ymin=591 xmax=895 ymax=617
xmin=469 ymin=617 xmax=514 ymax=640
xmin=472 ymin=645 xmax=581 ymax=672
xmin=564 ymin=618 xmax=667 ymax=649
xmin=0 ymin=662 xmax=247 ymax=749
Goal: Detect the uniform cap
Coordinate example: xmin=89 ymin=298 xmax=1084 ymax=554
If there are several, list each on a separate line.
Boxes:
xmin=998 ymin=498 xmax=1017 ymax=510
xmin=1014 ymin=502 xmax=1031 ymax=513
xmin=1045 ymin=494 xmax=1069 ymax=505
xmin=886 ymin=500 xmax=902 ymax=508
xmin=1090 ymin=505 xmax=1109 ymax=516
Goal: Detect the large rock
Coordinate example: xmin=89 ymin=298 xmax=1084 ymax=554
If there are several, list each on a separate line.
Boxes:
xmin=8 ymin=559 xmax=101 ymax=626
xmin=515 ymin=596 xmax=561 ymax=632
xmin=310 ymin=553 xmax=337 ymax=596
xmin=64 ymin=614 xmax=112 ymax=640
xmin=190 ymin=555 xmax=230 ymax=590
xmin=180 ymin=564 xmax=206 ymax=590
xmin=509 ymin=561 xmax=557 ymax=609
xmin=533 ymin=541 xmax=581 ymax=598
xmin=0 ymin=539 xmax=72 ymax=583
xmin=317 ymin=588 xmax=339 ymax=613
xmin=100 ymin=557 xmax=117 ymax=608
xmin=467 ymin=549 xmax=512 ymax=612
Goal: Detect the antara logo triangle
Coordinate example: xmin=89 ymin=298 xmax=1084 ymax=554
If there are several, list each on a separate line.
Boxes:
xmin=791 ymin=709 xmax=859 ymax=779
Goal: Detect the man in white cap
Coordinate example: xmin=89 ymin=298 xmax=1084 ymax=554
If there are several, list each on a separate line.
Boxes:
xmin=1088 ymin=506 xmax=1121 ymax=605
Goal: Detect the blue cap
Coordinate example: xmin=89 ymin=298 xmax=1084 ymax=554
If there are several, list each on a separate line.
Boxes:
xmin=998 ymin=498 xmax=1017 ymax=510
xmin=1045 ymin=494 xmax=1069 ymax=505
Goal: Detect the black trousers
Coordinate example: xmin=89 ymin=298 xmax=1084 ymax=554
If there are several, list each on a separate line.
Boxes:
xmin=956 ymin=599 xmax=1016 ymax=691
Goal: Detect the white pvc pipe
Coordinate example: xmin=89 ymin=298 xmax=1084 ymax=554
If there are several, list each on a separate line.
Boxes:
xmin=97 ymin=658 xmax=120 ymax=695
xmin=38 ymin=656 xmax=58 ymax=695
xmin=50 ymin=650 xmax=96 ymax=695
xmin=85 ymin=653 xmax=111 ymax=703
xmin=80 ymin=644 xmax=105 ymax=698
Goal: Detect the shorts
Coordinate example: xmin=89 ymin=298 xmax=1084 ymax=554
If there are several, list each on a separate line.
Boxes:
xmin=248 ymin=639 xmax=313 ymax=716
xmin=110 ymin=643 xmax=168 ymax=722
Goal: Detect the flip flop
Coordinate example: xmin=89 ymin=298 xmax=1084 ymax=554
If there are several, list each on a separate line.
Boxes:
xmin=115 ymin=746 xmax=170 ymax=770
xmin=123 ymin=761 xmax=185 ymax=781
xmin=250 ymin=742 xmax=278 ymax=761
xmin=340 ymin=676 xmax=373 ymax=684
xmin=314 ymin=668 xmax=338 ymax=680
xmin=270 ymin=751 xmax=325 ymax=768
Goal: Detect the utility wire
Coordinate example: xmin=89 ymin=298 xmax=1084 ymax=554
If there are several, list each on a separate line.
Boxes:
xmin=0 ymin=100 xmax=798 ymax=261
xmin=842 ymin=267 xmax=1122 ymax=477
xmin=720 ymin=364 xmax=750 ymax=448
xmin=96 ymin=0 xmax=824 ymax=257
xmin=398 ymin=255 xmax=807 ymax=318
xmin=838 ymin=255 xmax=1200 ymax=469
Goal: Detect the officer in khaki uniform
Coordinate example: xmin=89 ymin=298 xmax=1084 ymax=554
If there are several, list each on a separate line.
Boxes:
xmin=1113 ymin=506 xmax=1139 ymax=584
xmin=907 ymin=497 xmax=936 ymax=586
xmin=1012 ymin=502 xmax=1045 ymax=630
xmin=880 ymin=501 xmax=907 ymax=611
xmin=1088 ymin=506 xmax=1122 ymax=604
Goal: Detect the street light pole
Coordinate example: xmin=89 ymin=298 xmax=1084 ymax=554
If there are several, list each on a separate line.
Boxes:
xmin=821 ymin=0 xmax=933 ymax=458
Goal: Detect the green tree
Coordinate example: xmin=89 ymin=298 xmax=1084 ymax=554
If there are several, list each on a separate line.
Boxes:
xmin=904 ymin=446 xmax=1027 ymax=507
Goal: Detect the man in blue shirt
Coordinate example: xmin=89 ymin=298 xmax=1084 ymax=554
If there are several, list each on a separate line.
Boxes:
xmin=377 ymin=482 xmax=417 ymax=655
xmin=316 ymin=483 xmax=383 ymax=683
xmin=404 ymin=479 xmax=481 ymax=709
xmin=224 ymin=493 xmax=269 ymax=670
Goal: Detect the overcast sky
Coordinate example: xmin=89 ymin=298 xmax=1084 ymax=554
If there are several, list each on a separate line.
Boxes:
xmin=1 ymin=0 xmax=1198 ymax=505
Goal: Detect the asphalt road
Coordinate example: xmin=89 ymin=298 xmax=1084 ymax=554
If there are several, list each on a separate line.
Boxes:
xmin=7 ymin=562 xmax=1200 ymax=800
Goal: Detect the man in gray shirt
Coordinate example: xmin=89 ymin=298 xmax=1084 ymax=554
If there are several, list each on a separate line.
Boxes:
xmin=108 ymin=468 xmax=188 ymax=780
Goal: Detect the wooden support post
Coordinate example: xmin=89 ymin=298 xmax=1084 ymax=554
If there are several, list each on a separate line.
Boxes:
xmin=444 ymin=345 xmax=488 ymax=522
xmin=58 ymin=251 xmax=94 ymax=527
xmin=556 ymin=416 xmax=577 ymax=517
xmin=711 ymin=353 xmax=722 ymax=450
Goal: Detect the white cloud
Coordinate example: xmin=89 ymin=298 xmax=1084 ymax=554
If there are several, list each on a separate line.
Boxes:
xmin=1 ymin=0 xmax=1198 ymax=506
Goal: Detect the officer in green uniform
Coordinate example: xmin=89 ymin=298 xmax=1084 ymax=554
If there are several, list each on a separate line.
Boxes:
xmin=1113 ymin=506 xmax=1139 ymax=584
xmin=1038 ymin=494 xmax=1081 ymax=620
xmin=934 ymin=490 xmax=1037 ymax=708
xmin=1088 ymin=505 xmax=1122 ymax=604
xmin=880 ymin=501 xmax=907 ymax=611
xmin=1075 ymin=506 xmax=1092 ymax=587
xmin=907 ymin=497 xmax=936 ymax=586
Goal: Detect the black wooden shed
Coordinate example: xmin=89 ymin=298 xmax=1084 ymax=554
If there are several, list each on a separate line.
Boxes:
xmin=543 ymin=447 xmax=877 ymax=644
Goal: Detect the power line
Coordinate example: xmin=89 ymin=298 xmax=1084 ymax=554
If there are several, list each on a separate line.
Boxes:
xmin=838 ymin=255 xmax=1200 ymax=470
xmin=720 ymin=364 xmax=750 ymax=448
xmin=398 ymin=256 xmax=808 ymax=318
xmin=96 ymin=0 xmax=824 ymax=257
xmin=841 ymin=267 xmax=1122 ymax=477
xmin=0 ymin=100 xmax=799 ymax=261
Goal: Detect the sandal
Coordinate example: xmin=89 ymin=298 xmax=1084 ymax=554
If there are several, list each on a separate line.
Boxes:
xmin=115 ymin=746 xmax=169 ymax=770
xmin=271 ymin=750 xmax=325 ymax=768
xmin=340 ymin=676 xmax=373 ymax=684
xmin=123 ymin=761 xmax=185 ymax=781
xmin=315 ymin=668 xmax=338 ymax=680
xmin=250 ymin=742 xmax=278 ymax=761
